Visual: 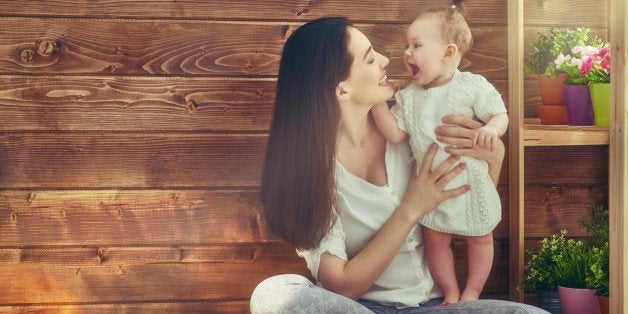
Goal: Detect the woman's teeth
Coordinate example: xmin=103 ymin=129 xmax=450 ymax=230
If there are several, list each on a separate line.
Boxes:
xmin=379 ymin=75 xmax=388 ymax=86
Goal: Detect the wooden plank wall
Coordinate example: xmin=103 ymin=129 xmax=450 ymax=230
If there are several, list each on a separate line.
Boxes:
xmin=0 ymin=0 xmax=607 ymax=312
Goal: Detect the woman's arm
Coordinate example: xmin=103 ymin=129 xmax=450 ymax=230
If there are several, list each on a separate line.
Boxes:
xmin=435 ymin=115 xmax=505 ymax=186
xmin=317 ymin=144 xmax=469 ymax=299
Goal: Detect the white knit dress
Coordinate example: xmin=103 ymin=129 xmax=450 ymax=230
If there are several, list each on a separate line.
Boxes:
xmin=391 ymin=70 xmax=507 ymax=236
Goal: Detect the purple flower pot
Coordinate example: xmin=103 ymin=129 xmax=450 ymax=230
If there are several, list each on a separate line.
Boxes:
xmin=558 ymin=286 xmax=600 ymax=314
xmin=563 ymin=85 xmax=595 ymax=126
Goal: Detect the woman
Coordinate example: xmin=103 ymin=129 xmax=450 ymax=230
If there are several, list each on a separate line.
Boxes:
xmin=252 ymin=17 xmax=546 ymax=313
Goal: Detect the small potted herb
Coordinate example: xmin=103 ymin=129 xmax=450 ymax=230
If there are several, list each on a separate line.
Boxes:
xmin=518 ymin=231 xmax=566 ymax=313
xmin=580 ymin=203 xmax=610 ymax=313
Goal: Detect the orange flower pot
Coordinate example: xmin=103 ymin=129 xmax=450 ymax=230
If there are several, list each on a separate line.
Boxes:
xmin=538 ymin=73 xmax=569 ymax=105
xmin=538 ymin=105 xmax=568 ymax=125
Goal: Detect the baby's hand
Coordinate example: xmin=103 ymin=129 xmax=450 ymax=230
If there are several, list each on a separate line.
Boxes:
xmin=473 ymin=125 xmax=499 ymax=151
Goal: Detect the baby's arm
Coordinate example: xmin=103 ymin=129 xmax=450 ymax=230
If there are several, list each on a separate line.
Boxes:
xmin=371 ymin=102 xmax=408 ymax=144
xmin=473 ymin=112 xmax=509 ymax=151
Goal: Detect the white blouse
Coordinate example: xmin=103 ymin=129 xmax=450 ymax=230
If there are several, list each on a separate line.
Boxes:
xmin=297 ymin=140 xmax=443 ymax=308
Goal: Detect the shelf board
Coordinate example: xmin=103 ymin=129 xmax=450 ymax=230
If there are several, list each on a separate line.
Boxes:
xmin=523 ymin=120 xmax=609 ymax=146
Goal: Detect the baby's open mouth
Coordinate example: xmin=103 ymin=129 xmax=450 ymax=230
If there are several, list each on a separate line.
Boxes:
xmin=409 ymin=64 xmax=420 ymax=76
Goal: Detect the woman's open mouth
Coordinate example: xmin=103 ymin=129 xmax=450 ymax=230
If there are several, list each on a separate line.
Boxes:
xmin=379 ymin=75 xmax=389 ymax=86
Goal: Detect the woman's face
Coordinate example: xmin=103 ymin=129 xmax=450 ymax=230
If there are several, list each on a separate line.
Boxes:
xmin=341 ymin=27 xmax=394 ymax=106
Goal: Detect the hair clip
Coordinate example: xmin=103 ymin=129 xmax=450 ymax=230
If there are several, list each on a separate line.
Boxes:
xmin=450 ymin=4 xmax=456 ymax=9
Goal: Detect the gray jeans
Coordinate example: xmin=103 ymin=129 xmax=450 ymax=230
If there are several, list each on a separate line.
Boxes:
xmin=250 ymin=274 xmax=549 ymax=314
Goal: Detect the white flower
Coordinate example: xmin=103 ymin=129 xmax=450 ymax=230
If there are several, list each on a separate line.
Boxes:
xmin=554 ymin=53 xmax=571 ymax=69
xmin=573 ymin=45 xmax=599 ymax=57
xmin=569 ymin=57 xmax=583 ymax=70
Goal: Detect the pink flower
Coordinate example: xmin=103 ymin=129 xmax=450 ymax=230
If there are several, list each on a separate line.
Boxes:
xmin=597 ymin=47 xmax=610 ymax=58
xmin=580 ymin=56 xmax=595 ymax=76
xmin=600 ymin=53 xmax=610 ymax=74
xmin=555 ymin=43 xmax=610 ymax=84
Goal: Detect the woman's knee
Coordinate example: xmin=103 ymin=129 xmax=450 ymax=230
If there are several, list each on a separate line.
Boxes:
xmin=250 ymin=274 xmax=371 ymax=314
xmin=250 ymin=274 xmax=313 ymax=313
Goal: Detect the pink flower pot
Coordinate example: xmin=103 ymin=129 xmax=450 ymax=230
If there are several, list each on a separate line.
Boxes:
xmin=558 ymin=286 xmax=600 ymax=314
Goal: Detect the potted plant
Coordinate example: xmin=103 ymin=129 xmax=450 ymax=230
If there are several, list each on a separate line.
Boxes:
xmin=549 ymin=230 xmax=603 ymax=314
xmin=518 ymin=231 xmax=566 ymax=313
xmin=554 ymin=46 xmax=598 ymax=125
xmin=525 ymin=27 xmax=601 ymax=124
xmin=580 ymin=203 xmax=610 ymax=313
xmin=555 ymin=44 xmax=610 ymax=126
xmin=582 ymin=46 xmax=611 ymax=127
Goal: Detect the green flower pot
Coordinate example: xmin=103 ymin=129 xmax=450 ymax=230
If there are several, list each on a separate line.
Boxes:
xmin=589 ymin=83 xmax=611 ymax=127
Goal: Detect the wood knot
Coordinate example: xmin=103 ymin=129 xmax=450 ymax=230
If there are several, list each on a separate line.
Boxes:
xmin=105 ymin=65 xmax=118 ymax=72
xmin=186 ymin=99 xmax=198 ymax=112
xmin=37 ymin=39 xmax=58 ymax=56
xmin=295 ymin=8 xmax=310 ymax=16
xmin=20 ymin=49 xmax=36 ymax=63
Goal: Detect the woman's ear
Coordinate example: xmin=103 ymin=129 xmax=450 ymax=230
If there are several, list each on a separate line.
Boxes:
xmin=336 ymin=82 xmax=350 ymax=101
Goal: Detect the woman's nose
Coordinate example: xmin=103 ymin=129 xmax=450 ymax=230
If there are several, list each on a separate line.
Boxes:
xmin=383 ymin=56 xmax=390 ymax=67
xmin=380 ymin=54 xmax=390 ymax=67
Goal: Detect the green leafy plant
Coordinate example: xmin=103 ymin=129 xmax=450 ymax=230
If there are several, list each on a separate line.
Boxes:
xmin=525 ymin=27 xmax=602 ymax=78
xmin=587 ymin=242 xmax=609 ymax=296
xmin=580 ymin=203 xmax=609 ymax=246
xmin=580 ymin=203 xmax=610 ymax=296
xmin=552 ymin=236 xmax=602 ymax=289
xmin=519 ymin=229 xmax=605 ymax=293
xmin=518 ymin=230 xmax=567 ymax=292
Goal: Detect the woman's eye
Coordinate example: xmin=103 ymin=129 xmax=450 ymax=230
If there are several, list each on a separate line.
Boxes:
xmin=413 ymin=44 xmax=420 ymax=49
xmin=368 ymin=58 xmax=375 ymax=64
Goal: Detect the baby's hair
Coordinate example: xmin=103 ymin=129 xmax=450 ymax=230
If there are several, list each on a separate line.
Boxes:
xmin=418 ymin=0 xmax=472 ymax=56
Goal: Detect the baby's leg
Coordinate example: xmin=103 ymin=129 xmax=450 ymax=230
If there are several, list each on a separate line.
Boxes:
xmin=423 ymin=227 xmax=459 ymax=305
xmin=460 ymin=232 xmax=494 ymax=302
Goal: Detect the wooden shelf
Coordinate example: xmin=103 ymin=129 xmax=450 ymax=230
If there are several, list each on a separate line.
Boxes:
xmin=523 ymin=121 xmax=610 ymax=146
xmin=509 ymin=1 xmax=626 ymax=310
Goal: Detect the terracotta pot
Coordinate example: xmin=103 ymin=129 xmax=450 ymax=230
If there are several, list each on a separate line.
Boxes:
xmin=563 ymin=85 xmax=594 ymax=126
xmin=538 ymin=105 xmax=568 ymax=125
xmin=539 ymin=73 xmax=569 ymax=105
xmin=558 ymin=286 xmax=600 ymax=314
xmin=597 ymin=296 xmax=609 ymax=314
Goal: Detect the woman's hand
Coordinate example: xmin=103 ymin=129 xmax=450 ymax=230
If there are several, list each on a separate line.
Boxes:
xmin=400 ymin=143 xmax=469 ymax=221
xmin=435 ymin=115 xmax=504 ymax=164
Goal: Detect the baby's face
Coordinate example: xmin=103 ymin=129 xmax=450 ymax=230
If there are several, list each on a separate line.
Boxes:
xmin=404 ymin=17 xmax=450 ymax=88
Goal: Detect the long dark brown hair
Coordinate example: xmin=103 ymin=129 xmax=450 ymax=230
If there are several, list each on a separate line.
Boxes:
xmin=261 ymin=17 xmax=353 ymax=250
